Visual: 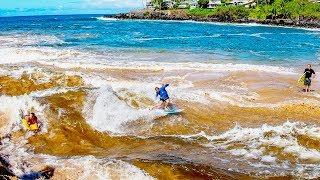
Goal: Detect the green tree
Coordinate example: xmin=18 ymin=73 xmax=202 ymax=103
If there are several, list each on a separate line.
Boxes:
xmin=152 ymin=0 xmax=164 ymax=10
xmin=189 ymin=0 xmax=320 ymax=21
xmin=198 ymin=0 xmax=209 ymax=8
xmin=273 ymin=0 xmax=286 ymax=18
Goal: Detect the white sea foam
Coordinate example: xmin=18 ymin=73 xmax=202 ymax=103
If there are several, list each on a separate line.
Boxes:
xmin=0 ymin=67 xmax=11 ymax=76
xmin=86 ymin=86 xmax=165 ymax=134
xmin=161 ymin=121 xmax=320 ymax=178
xmin=210 ymin=122 xmax=320 ymax=174
xmin=29 ymin=87 xmax=81 ymax=98
xmin=37 ymin=60 xmax=297 ymax=75
xmin=0 ymin=66 xmax=53 ymax=84
xmin=135 ymin=34 xmax=221 ymax=41
xmin=0 ymin=47 xmax=67 ymax=64
xmin=80 ymin=72 xmax=319 ymax=108
xmin=96 ymin=17 xmax=118 ymax=21
xmin=0 ymin=34 xmax=64 ymax=47
xmin=51 ymin=157 xmax=154 ymax=180
xmin=0 ymin=137 xmax=153 ymax=179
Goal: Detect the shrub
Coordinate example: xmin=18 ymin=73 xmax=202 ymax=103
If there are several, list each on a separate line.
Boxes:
xmin=189 ymin=0 xmax=320 ymax=21
xmin=198 ymin=0 xmax=210 ymax=8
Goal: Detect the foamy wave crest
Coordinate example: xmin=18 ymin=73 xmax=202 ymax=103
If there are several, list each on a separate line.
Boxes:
xmin=158 ymin=121 xmax=320 ymax=178
xmin=96 ymin=17 xmax=118 ymax=21
xmin=37 ymin=60 xmax=297 ymax=75
xmin=0 ymin=137 xmax=153 ymax=179
xmin=0 ymin=47 xmax=67 ymax=64
xmin=46 ymin=156 xmax=154 ymax=179
xmin=208 ymin=121 xmax=320 ymax=161
xmin=135 ymin=34 xmax=221 ymax=41
xmin=177 ymin=121 xmax=320 ymax=178
xmin=85 ymin=86 xmax=164 ymax=134
xmin=0 ymin=34 xmax=64 ymax=47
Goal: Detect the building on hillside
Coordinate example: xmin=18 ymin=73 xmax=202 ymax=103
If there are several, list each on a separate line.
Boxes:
xmin=145 ymin=0 xmax=174 ymax=9
xmin=146 ymin=0 xmax=154 ymax=9
xmin=231 ymin=0 xmax=256 ymax=7
xmin=208 ymin=0 xmax=255 ymax=7
xmin=245 ymin=2 xmax=256 ymax=7
xmin=231 ymin=0 xmax=248 ymax=5
xmin=178 ymin=0 xmax=198 ymax=9
xmin=163 ymin=0 xmax=175 ymax=9
xmin=208 ymin=0 xmax=222 ymax=8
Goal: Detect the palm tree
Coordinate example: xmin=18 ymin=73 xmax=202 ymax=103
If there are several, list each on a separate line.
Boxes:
xmin=152 ymin=0 xmax=164 ymax=10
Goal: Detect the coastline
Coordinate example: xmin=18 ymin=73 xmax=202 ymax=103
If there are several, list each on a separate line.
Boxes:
xmin=108 ymin=9 xmax=320 ymax=29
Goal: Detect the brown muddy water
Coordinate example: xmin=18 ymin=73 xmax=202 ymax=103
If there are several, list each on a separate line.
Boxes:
xmin=0 ymin=62 xmax=319 ymax=179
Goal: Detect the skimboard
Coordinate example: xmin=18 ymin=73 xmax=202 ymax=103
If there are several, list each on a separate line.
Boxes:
xmin=164 ymin=107 xmax=183 ymax=115
xmin=21 ymin=119 xmax=39 ymax=131
xmin=297 ymin=73 xmax=306 ymax=86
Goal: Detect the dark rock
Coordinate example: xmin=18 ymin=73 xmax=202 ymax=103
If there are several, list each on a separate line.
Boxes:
xmin=0 ymin=156 xmax=14 ymax=179
xmin=107 ymin=9 xmax=320 ymax=29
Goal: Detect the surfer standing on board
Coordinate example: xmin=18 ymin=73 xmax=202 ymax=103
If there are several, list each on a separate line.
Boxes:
xmin=154 ymin=84 xmax=172 ymax=110
xmin=304 ymin=64 xmax=316 ymax=92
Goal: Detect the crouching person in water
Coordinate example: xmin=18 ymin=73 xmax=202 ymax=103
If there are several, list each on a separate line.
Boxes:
xmin=21 ymin=112 xmax=40 ymax=132
xmin=154 ymin=84 xmax=172 ymax=110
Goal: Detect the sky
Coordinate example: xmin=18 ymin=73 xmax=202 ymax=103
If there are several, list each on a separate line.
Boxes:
xmin=0 ymin=0 xmax=145 ymax=17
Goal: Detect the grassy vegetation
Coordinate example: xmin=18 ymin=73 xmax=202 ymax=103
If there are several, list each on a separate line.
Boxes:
xmin=187 ymin=0 xmax=320 ymax=21
xmin=188 ymin=6 xmax=250 ymax=20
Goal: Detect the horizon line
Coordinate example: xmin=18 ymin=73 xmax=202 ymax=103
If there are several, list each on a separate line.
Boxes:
xmin=0 ymin=13 xmax=119 ymax=18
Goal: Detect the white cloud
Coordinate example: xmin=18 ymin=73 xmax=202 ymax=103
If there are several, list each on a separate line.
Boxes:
xmin=84 ymin=0 xmax=144 ymax=9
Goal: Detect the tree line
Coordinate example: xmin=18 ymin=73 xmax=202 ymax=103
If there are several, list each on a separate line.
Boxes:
xmin=150 ymin=0 xmax=320 ymax=21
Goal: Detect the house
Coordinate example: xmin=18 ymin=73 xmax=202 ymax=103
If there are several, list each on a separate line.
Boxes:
xmin=145 ymin=0 xmax=174 ymax=9
xmin=145 ymin=0 xmax=199 ymax=10
xmin=231 ymin=0 xmax=256 ymax=7
xmin=208 ymin=0 xmax=255 ymax=8
xmin=146 ymin=0 xmax=154 ymax=9
xmin=178 ymin=0 xmax=198 ymax=9
xmin=163 ymin=0 xmax=175 ymax=9
xmin=245 ymin=1 xmax=256 ymax=7
xmin=208 ymin=0 xmax=222 ymax=8
xmin=231 ymin=0 xmax=255 ymax=6
xmin=232 ymin=0 xmax=244 ymax=5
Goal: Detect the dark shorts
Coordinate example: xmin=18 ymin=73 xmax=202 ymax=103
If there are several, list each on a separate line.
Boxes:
xmin=304 ymin=78 xmax=311 ymax=86
xmin=160 ymin=97 xmax=169 ymax=102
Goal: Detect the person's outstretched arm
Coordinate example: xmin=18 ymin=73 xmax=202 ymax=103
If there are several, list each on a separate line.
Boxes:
xmin=313 ymin=70 xmax=316 ymax=78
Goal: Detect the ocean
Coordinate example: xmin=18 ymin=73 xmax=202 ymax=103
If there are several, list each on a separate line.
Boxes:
xmin=0 ymin=14 xmax=319 ymax=65
xmin=0 ymin=14 xmax=319 ymax=179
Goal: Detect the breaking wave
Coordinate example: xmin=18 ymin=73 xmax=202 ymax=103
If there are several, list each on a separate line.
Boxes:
xmin=176 ymin=121 xmax=320 ymax=178
xmin=85 ymin=86 xmax=165 ymax=134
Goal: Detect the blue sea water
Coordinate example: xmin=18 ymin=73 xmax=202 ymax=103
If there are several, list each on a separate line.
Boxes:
xmin=0 ymin=14 xmax=319 ymax=66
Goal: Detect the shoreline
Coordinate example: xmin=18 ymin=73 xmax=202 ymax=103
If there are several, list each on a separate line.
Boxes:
xmin=107 ymin=9 xmax=320 ymax=29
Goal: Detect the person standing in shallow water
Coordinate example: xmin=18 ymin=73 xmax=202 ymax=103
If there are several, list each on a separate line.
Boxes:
xmin=304 ymin=64 xmax=316 ymax=92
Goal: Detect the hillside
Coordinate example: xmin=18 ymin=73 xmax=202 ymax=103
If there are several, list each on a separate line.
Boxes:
xmin=110 ymin=0 xmax=320 ymax=28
